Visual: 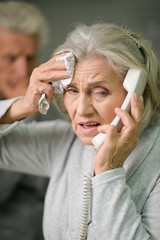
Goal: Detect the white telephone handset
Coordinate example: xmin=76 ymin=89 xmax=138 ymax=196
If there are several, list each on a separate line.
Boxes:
xmin=92 ymin=69 xmax=147 ymax=151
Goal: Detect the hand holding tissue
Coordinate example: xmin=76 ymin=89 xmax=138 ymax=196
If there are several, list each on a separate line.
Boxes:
xmin=38 ymin=52 xmax=75 ymax=114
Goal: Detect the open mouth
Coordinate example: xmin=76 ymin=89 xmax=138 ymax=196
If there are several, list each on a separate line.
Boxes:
xmin=78 ymin=122 xmax=100 ymax=134
xmin=80 ymin=122 xmax=100 ymax=128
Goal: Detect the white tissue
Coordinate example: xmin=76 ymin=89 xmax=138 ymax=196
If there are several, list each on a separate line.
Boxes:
xmin=38 ymin=52 xmax=75 ymax=114
xmin=55 ymin=52 xmax=75 ymax=86
xmin=38 ymin=93 xmax=49 ymax=114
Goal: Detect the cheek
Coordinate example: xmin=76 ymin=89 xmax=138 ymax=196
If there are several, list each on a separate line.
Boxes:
xmin=96 ymin=102 xmax=116 ymax=124
xmin=64 ymin=95 xmax=74 ymax=119
xmin=97 ymin=94 xmax=127 ymax=124
xmin=64 ymin=96 xmax=78 ymax=133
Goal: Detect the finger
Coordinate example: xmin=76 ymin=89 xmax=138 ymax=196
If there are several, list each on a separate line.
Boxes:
xmin=114 ymin=107 xmax=134 ymax=129
xmin=51 ymin=51 xmax=70 ymax=63
xmin=40 ymin=58 xmax=67 ymax=72
xmin=96 ymin=124 xmax=118 ymax=152
xmin=39 ymin=83 xmax=54 ymax=103
xmin=130 ymin=93 xmax=144 ymax=127
xmin=31 ymin=68 xmax=70 ymax=83
xmin=97 ymin=124 xmax=117 ymax=135
xmin=28 ymin=81 xmax=54 ymax=105
xmin=40 ymin=70 xmax=70 ymax=82
xmin=40 ymin=52 xmax=70 ymax=71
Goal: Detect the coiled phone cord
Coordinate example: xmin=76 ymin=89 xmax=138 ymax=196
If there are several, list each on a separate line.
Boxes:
xmin=78 ymin=173 xmax=92 ymax=240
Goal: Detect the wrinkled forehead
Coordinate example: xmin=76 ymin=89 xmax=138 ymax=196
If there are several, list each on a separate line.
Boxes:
xmin=71 ymin=56 xmax=121 ymax=86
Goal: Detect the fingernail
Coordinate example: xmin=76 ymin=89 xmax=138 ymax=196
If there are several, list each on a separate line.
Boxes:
xmin=133 ymin=93 xmax=138 ymax=101
xmin=115 ymin=107 xmax=121 ymax=112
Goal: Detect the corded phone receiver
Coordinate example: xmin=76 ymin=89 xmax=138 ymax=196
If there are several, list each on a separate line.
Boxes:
xmin=92 ymin=69 xmax=147 ymax=151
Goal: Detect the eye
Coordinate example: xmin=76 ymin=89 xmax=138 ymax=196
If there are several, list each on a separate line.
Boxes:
xmin=64 ymin=87 xmax=79 ymax=95
xmin=92 ymin=87 xmax=109 ymax=96
xmin=5 ymin=54 xmax=18 ymax=63
xmin=26 ymin=54 xmax=37 ymax=62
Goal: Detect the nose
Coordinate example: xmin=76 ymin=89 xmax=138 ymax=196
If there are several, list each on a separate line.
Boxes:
xmin=77 ymin=94 xmax=94 ymax=117
xmin=14 ymin=57 xmax=28 ymax=80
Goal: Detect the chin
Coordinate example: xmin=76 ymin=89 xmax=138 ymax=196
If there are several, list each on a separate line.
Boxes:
xmin=79 ymin=136 xmax=93 ymax=146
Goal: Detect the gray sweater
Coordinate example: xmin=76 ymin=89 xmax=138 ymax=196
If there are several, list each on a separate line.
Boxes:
xmin=0 ymin=98 xmax=160 ymax=240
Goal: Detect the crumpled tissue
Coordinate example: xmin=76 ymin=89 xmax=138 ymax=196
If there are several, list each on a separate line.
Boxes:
xmin=38 ymin=52 xmax=75 ymax=114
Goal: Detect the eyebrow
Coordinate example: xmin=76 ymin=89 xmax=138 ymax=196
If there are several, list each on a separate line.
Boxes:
xmin=67 ymin=80 xmax=109 ymax=88
xmin=87 ymin=80 xmax=109 ymax=86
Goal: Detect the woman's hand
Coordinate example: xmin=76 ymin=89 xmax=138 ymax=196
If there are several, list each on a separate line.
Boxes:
xmin=0 ymin=53 xmax=70 ymax=123
xmin=23 ymin=52 xmax=70 ymax=113
xmin=94 ymin=93 xmax=144 ymax=175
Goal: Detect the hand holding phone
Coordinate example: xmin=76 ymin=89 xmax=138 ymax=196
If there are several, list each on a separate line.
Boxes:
xmin=92 ymin=69 xmax=147 ymax=151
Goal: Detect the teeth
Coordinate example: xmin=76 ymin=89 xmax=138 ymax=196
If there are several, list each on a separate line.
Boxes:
xmin=82 ymin=123 xmax=99 ymax=126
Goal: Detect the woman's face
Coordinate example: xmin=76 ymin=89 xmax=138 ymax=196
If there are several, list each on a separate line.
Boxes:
xmin=64 ymin=56 xmax=127 ymax=145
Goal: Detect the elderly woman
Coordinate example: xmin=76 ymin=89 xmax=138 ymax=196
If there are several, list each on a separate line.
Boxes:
xmin=0 ymin=23 xmax=160 ymax=240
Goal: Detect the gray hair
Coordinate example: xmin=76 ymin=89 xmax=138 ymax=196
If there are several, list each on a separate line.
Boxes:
xmin=53 ymin=22 xmax=160 ymax=129
xmin=0 ymin=1 xmax=49 ymax=48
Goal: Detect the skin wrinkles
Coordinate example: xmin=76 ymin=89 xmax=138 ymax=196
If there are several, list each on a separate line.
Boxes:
xmin=64 ymin=56 xmax=127 ymax=145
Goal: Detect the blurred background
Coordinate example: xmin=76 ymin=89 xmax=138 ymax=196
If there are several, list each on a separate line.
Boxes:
xmin=4 ymin=0 xmax=158 ymax=64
